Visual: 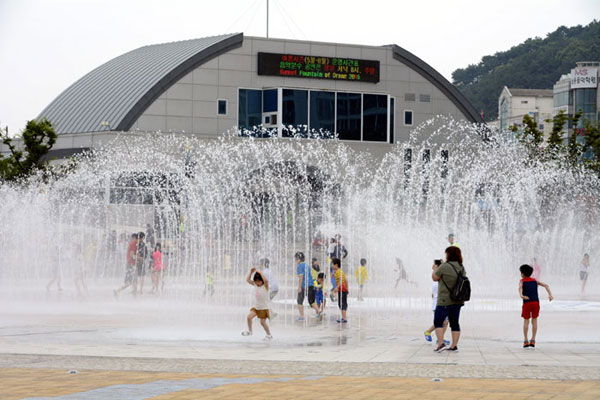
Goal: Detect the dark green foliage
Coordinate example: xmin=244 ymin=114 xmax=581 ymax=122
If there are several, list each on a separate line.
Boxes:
xmin=511 ymin=113 xmax=544 ymax=150
xmin=546 ymin=109 xmax=568 ymax=152
xmin=452 ymin=20 xmax=600 ymax=121
xmin=567 ymin=112 xmax=583 ymax=166
xmin=582 ymin=120 xmax=600 ymax=175
xmin=514 ymin=110 xmax=600 ymax=175
xmin=0 ymin=118 xmax=57 ymax=181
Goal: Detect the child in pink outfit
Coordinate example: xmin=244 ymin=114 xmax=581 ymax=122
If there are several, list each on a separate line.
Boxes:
xmin=151 ymin=243 xmax=164 ymax=293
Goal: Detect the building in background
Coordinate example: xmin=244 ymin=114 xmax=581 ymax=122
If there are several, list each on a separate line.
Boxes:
xmin=553 ymin=61 xmax=599 ymax=139
xmin=498 ymin=87 xmax=554 ymax=139
xmin=25 ymin=33 xmax=481 ymax=161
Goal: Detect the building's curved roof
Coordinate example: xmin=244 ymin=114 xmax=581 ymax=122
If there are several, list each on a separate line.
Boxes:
xmin=38 ymin=33 xmax=243 ymax=134
xmin=39 ymin=32 xmax=482 ymax=135
xmin=391 ymin=45 xmax=482 ymax=123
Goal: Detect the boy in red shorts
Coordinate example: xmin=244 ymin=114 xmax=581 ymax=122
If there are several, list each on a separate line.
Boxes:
xmin=519 ymin=264 xmax=553 ymax=348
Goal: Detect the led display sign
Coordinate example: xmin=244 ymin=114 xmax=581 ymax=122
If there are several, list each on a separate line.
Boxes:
xmin=258 ymin=52 xmax=380 ymax=83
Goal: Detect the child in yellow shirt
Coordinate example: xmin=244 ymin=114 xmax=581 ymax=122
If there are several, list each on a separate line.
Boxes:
xmin=355 ymin=258 xmax=368 ymax=301
xmin=332 ymin=258 xmax=348 ymax=323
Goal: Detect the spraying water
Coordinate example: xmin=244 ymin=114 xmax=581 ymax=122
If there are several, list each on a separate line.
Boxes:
xmin=0 ymin=116 xmax=598 ymax=342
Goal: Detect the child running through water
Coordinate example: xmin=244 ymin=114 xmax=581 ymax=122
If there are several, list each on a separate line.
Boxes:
xmin=242 ymin=267 xmax=273 ymax=339
xmin=519 ymin=264 xmax=553 ymax=348
xmin=151 ymin=243 xmax=163 ymax=294
xmin=355 ymin=258 xmax=368 ymax=301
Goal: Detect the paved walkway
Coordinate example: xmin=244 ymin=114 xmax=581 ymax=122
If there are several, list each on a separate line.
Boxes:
xmin=2 ymin=366 xmax=600 ymax=400
xmin=2 ymin=293 xmax=600 ymax=398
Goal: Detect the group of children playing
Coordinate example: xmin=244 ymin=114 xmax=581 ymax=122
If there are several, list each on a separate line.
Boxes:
xmin=242 ymin=252 xmax=361 ymax=338
xmin=114 ymin=232 xmax=165 ymax=298
xmin=244 ymin=246 xmax=556 ymax=348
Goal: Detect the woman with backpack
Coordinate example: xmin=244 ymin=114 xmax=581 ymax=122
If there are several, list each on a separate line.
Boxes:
xmin=432 ymin=246 xmax=469 ymax=353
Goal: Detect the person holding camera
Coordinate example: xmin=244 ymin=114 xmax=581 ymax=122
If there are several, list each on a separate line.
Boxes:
xmin=432 ymin=246 xmax=467 ymax=352
xmin=424 ymin=259 xmax=449 ymax=346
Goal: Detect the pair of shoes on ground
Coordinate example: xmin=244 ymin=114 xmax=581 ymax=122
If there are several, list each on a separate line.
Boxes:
xmin=241 ymin=331 xmax=273 ymax=340
xmin=336 ymin=318 xmax=348 ymax=323
xmin=296 ymin=316 xmax=304 ymax=321
xmin=424 ymin=331 xmax=449 ymax=346
xmin=316 ymin=312 xmax=324 ymax=321
xmin=523 ymin=340 xmax=536 ymax=348
xmin=434 ymin=343 xmax=458 ymax=352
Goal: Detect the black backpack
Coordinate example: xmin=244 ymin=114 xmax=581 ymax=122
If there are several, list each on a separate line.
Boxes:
xmin=441 ymin=262 xmax=471 ymax=302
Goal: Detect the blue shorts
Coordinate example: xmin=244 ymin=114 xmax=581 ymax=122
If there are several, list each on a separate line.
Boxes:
xmin=315 ymin=290 xmax=324 ymax=306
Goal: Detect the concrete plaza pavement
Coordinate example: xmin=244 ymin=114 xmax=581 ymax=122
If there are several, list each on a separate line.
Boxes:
xmin=1 ymin=290 xmax=599 ymax=398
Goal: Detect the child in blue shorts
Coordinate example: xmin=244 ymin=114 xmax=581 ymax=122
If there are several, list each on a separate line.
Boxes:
xmin=314 ymin=272 xmax=326 ymax=320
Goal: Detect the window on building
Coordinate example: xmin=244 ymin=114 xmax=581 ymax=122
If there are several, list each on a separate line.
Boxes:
xmin=575 ymin=88 xmax=598 ymax=127
xmin=404 ymin=148 xmax=412 ymax=187
xmin=404 ymin=110 xmax=413 ymax=126
xmin=521 ymin=100 xmax=528 ymax=104
xmin=422 ymin=149 xmax=430 ymax=194
xmin=440 ymin=149 xmax=448 ymax=179
xmin=263 ymin=89 xmax=278 ymax=112
xmin=337 ymin=92 xmax=362 ymax=140
xmin=238 ymin=89 xmax=262 ymax=132
xmin=282 ymin=89 xmax=308 ymax=137
xmin=309 ymin=91 xmax=335 ymax=137
xmin=419 ymin=94 xmax=430 ymax=103
xmin=390 ymin=97 xmax=395 ymax=144
xmin=404 ymin=93 xmax=416 ymax=102
xmin=500 ymin=98 xmax=508 ymax=132
xmin=362 ymin=94 xmax=387 ymax=142
xmin=554 ymin=91 xmax=571 ymax=107
xmin=217 ymin=99 xmax=227 ymax=115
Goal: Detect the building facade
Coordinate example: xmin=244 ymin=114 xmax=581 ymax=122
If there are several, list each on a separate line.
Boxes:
xmin=498 ymin=87 xmax=554 ymax=138
xmin=553 ymin=61 xmax=600 ymax=138
xmin=30 ymin=33 xmax=480 ymax=161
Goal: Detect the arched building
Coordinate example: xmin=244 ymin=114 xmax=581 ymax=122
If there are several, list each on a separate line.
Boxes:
xmin=38 ymin=33 xmax=481 ymax=159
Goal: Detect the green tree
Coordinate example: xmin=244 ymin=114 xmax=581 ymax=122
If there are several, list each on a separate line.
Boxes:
xmin=514 ymin=109 xmax=600 ymax=175
xmin=566 ymin=112 xmax=582 ymax=167
xmin=546 ymin=109 xmax=568 ymax=153
xmin=452 ymin=20 xmax=600 ymax=121
xmin=510 ymin=113 xmax=543 ymax=158
xmin=582 ymin=120 xmax=600 ymax=175
xmin=0 ymin=118 xmax=57 ymax=181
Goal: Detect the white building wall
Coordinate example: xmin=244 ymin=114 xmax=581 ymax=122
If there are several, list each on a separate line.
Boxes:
xmin=499 ymin=88 xmax=554 ymax=139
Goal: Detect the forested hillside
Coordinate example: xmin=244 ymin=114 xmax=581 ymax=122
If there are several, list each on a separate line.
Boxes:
xmin=452 ymin=20 xmax=600 ymax=121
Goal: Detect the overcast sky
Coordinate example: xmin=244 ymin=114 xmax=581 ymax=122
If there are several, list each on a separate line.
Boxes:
xmin=0 ymin=0 xmax=598 ymax=133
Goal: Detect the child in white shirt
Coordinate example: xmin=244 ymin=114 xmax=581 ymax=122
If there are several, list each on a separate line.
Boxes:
xmin=242 ymin=268 xmax=272 ymax=339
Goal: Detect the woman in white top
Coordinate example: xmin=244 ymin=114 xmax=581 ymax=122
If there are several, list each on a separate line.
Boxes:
xmin=242 ymin=268 xmax=272 ymax=339
xmin=580 ymin=253 xmax=590 ymax=293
